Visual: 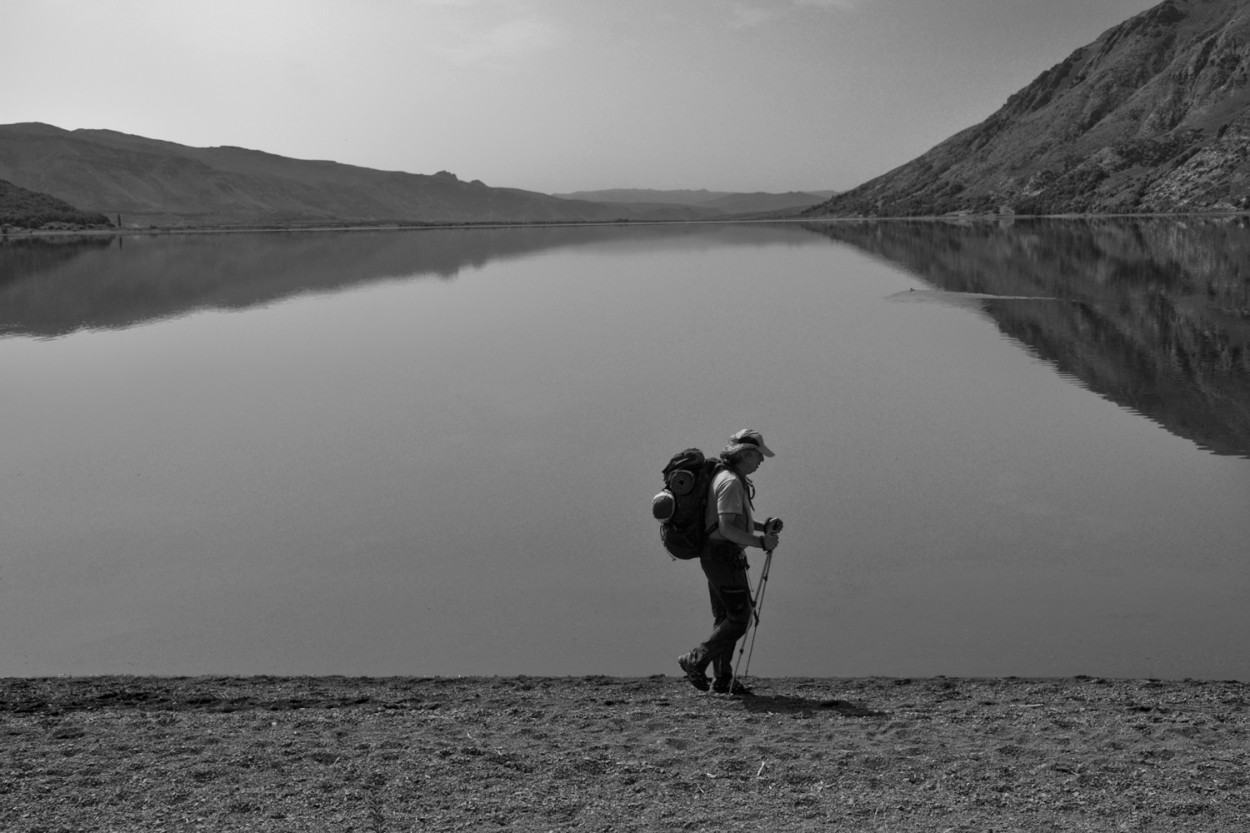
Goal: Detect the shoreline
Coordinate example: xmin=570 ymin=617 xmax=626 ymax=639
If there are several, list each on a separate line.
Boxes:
xmin=3 ymin=209 xmax=1250 ymax=239
xmin=4 ymin=674 xmax=1247 ymax=831
xmin=3 ymin=670 xmax=1247 ymax=686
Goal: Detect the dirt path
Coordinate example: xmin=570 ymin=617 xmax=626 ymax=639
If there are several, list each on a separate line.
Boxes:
xmin=2 ymin=675 xmax=1248 ymax=831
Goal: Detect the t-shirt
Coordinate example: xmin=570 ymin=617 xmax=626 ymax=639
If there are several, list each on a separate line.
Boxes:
xmin=705 ymin=468 xmax=753 ymax=541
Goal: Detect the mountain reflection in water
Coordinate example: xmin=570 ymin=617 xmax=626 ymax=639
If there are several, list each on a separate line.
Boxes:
xmin=802 ymin=218 xmax=1250 ymax=458
xmin=4 ymin=220 xmax=1250 ymax=679
xmin=0 ymin=224 xmax=771 ymax=338
xmin=5 ymin=219 xmax=1249 ymax=458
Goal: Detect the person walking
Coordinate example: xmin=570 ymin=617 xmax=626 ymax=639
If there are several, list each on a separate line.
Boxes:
xmin=678 ymin=429 xmax=780 ymax=695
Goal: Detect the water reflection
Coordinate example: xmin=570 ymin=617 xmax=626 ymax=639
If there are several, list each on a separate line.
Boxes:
xmin=802 ymin=218 xmax=1250 ymax=457
xmin=3 ymin=221 xmax=1249 ymax=679
xmin=0 ymin=224 xmax=798 ymax=339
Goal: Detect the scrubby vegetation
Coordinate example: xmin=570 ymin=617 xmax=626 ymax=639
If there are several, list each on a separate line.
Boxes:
xmin=0 ymin=179 xmax=112 ymax=231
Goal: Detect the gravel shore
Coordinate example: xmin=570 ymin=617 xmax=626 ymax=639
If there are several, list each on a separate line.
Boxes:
xmin=3 ymin=675 xmax=1248 ymax=831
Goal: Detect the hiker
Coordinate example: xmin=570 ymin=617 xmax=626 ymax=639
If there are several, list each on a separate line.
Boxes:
xmin=678 ymin=429 xmax=781 ymax=695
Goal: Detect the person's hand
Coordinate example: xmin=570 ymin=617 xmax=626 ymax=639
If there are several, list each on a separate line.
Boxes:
xmin=765 ymin=517 xmax=784 ymax=535
xmin=761 ymin=532 xmax=780 ymax=551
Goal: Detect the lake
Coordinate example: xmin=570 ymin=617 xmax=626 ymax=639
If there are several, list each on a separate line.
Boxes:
xmin=2 ymin=219 xmax=1249 ymax=680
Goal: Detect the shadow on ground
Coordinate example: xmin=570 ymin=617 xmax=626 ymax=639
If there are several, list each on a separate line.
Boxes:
xmin=740 ymin=693 xmax=886 ymax=718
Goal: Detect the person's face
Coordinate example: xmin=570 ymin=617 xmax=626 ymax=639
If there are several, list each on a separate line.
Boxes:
xmin=739 ymin=448 xmax=764 ymax=475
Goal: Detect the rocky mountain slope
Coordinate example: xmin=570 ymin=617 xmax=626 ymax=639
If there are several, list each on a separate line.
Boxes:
xmin=0 ymin=124 xmax=705 ymax=227
xmin=808 ymin=0 xmax=1250 ymax=217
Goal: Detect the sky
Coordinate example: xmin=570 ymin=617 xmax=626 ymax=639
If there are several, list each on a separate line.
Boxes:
xmin=5 ymin=0 xmax=1162 ymax=195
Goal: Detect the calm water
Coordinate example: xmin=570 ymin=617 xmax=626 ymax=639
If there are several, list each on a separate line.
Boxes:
xmin=2 ymin=219 xmax=1249 ymax=680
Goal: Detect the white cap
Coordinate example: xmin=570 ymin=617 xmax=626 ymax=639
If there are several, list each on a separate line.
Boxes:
xmin=726 ymin=428 xmax=774 ymax=457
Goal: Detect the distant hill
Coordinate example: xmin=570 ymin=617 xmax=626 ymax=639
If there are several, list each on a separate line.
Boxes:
xmin=556 ymin=188 xmax=739 ymax=205
xmin=807 ymin=0 xmax=1250 ymax=217
xmin=0 ymin=124 xmax=708 ymax=227
xmin=556 ymin=188 xmax=831 ymax=215
xmin=0 ymin=178 xmax=111 ymax=230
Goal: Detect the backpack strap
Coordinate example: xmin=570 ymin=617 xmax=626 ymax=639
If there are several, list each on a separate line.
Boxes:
xmin=704 ymin=463 xmax=733 ymax=541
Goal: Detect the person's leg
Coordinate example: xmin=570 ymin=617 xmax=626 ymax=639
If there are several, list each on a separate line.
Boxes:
xmin=691 ymin=551 xmax=752 ymax=673
xmin=680 ymin=571 xmax=720 ymax=690
xmin=707 ymin=573 xmax=751 ymax=685
xmin=708 ymin=587 xmax=735 ymax=682
xmin=707 ymin=575 xmax=727 ymax=639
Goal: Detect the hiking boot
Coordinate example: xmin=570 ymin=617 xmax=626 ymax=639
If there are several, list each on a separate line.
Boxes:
xmin=678 ymin=653 xmax=710 ymax=691
xmin=713 ymin=678 xmax=753 ymax=696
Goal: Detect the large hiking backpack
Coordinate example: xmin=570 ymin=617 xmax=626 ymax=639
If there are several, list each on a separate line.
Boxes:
xmin=652 ymin=448 xmax=722 ymax=560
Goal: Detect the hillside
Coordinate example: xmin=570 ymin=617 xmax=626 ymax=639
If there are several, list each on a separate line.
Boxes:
xmin=0 ymin=124 xmax=704 ymax=227
xmin=807 ymin=0 xmax=1250 ymax=217
xmin=554 ymin=188 xmax=831 ymax=215
xmin=0 ymin=178 xmax=111 ymax=230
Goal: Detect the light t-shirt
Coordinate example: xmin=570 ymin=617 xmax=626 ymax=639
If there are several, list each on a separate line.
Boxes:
xmin=705 ymin=468 xmax=753 ymax=541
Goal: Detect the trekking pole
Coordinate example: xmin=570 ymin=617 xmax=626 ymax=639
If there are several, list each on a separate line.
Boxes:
xmin=731 ymin=546 xmax=774 ymax=690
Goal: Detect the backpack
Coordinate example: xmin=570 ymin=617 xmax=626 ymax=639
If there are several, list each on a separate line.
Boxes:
xmin=651 ymin=448 xmax=723 ymax=560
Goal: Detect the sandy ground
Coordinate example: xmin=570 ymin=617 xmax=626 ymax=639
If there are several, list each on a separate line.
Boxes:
xmin=2 ymin=674 xmax=1248 ymax=832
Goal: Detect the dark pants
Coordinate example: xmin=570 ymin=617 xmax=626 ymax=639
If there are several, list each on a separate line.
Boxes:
xmin=692 ymin=541 xmax=753 ymax=682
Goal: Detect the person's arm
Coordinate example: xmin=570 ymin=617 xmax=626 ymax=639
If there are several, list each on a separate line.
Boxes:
xmin=717 ymin=512 xmax=778 ymax=550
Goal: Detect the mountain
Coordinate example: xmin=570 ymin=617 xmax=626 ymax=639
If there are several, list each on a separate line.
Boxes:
xmin=0 ymin=178 xmax=111 ymax=229
xmin=807 ymin=0 xmax=1250 ymax=218
xmin=0 ymin=123 xmax=706 ymax=227
xmin=556 ymin=188 xmax=740 ymax=205
xmin=556 ymin=188 xmax=831 ymax=215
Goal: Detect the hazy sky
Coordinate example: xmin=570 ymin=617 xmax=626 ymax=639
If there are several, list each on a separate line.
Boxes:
xmin=7 ymin=0 xmax=1161 ymax=194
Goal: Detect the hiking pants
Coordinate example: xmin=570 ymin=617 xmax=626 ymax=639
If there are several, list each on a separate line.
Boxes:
xmin=694 ymin=541 xmax=753 ymax=681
